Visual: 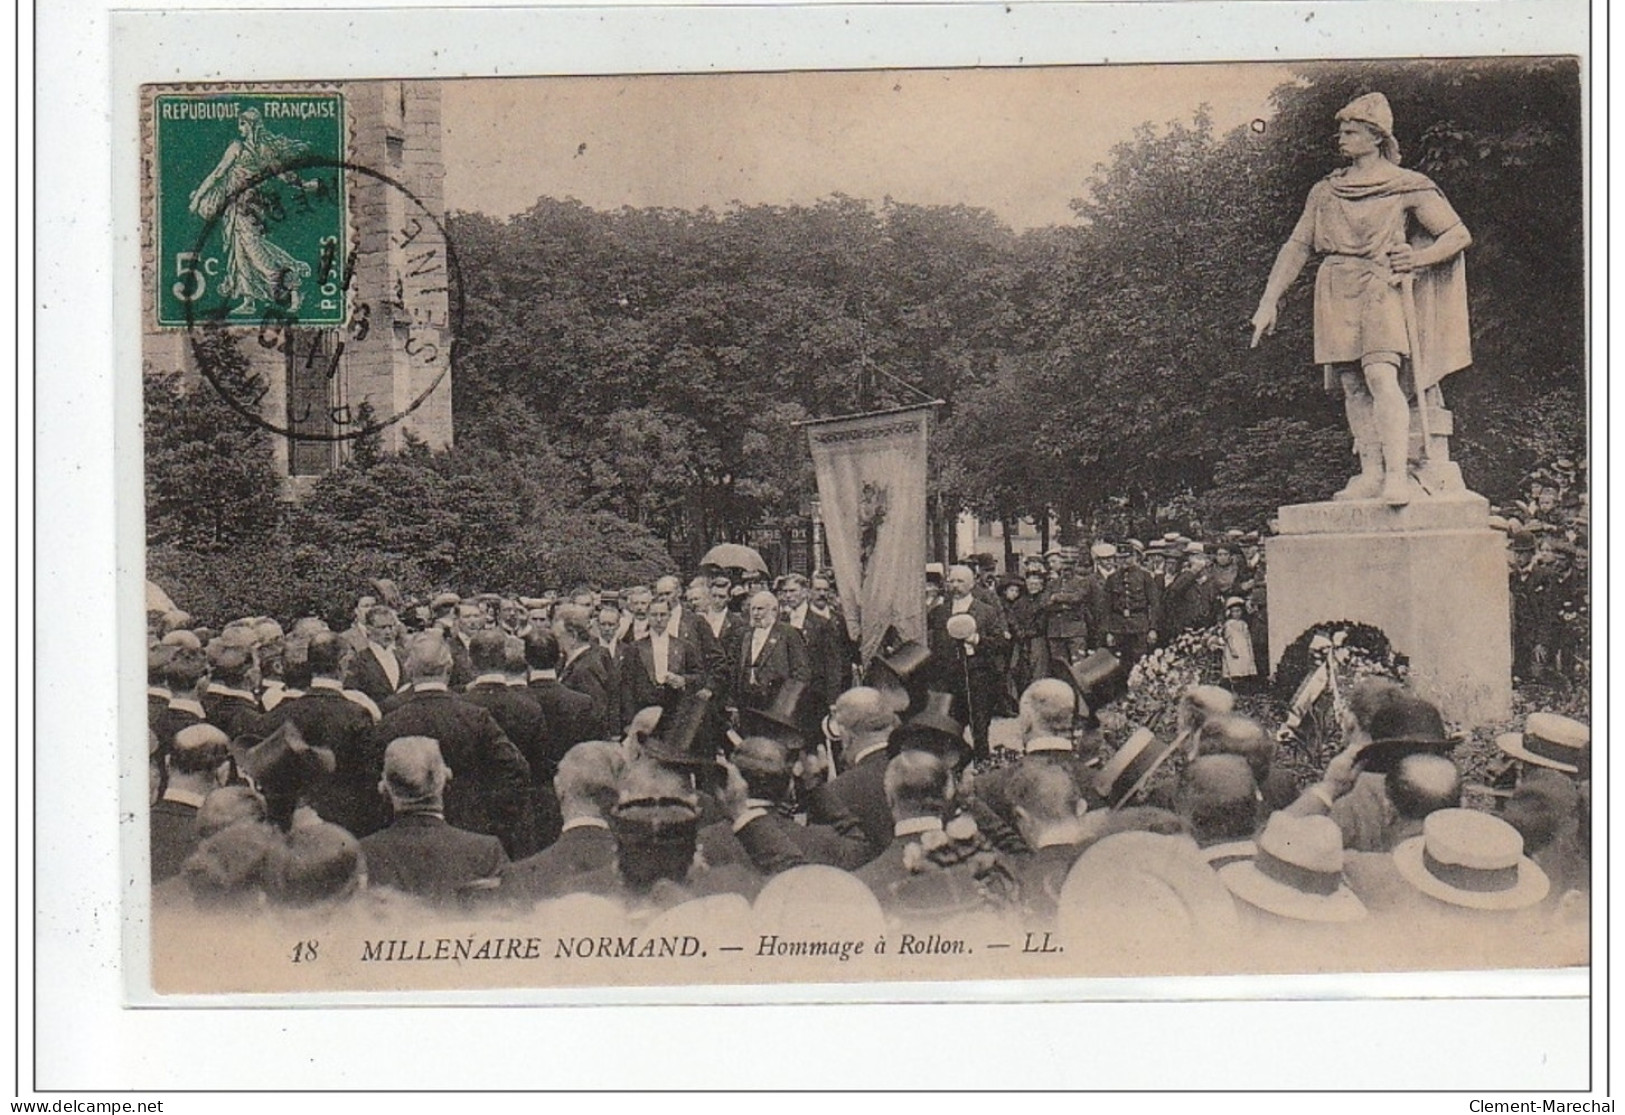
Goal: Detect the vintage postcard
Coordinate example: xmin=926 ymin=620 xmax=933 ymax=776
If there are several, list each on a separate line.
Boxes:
xmin=128 ymin=48 xmax=1591 ymax=1006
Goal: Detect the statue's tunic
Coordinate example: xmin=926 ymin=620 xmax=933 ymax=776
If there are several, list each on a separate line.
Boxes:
xmin=1288 ymin=165 xmax=1472 ymax=391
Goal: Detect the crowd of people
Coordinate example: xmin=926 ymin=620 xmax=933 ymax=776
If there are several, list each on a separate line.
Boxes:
xmin=145 ymin=533 xmax=1589 ymax=972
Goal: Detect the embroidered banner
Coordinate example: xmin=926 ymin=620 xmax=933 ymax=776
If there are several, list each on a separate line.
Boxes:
xmin=805 ymin=404 xmax=932 ymax=662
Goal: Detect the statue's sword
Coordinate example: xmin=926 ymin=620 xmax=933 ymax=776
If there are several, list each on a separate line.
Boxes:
xmin=1396 ymin=265 xmax=1436 ymax=466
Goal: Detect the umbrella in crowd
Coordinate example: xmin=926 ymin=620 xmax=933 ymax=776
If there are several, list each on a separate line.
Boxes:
xmin=699 ymin=543 xmax=768 ymax=576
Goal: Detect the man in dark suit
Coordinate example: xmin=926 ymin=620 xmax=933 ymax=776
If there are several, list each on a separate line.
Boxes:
xmin=1041 ymin=550 xmax=1096 ymax=667
xmin=702 ymin=736 xmax=872 ymax=874
xmin=152 ymin=646 xmax=212 ymax=759
xmin=806 ymin=686 xmax=899 ymax=857
xmin=147 ymin=644 xmax=174 ymax=730
xmin=779 ymin=573 xmax=846 ymax=732
xmin=554 ymin=603 xmax=617 ymax=739
xmin=854 ymin=750 xmax=958 ymax=905
xmin=809 ymin=572 xmax=860 ymax=690
xmin=964 ymin=677 xmax=1109 ymax=854
xmin=656 ymin=575 xmax=729 ymax=691
xmin=926 ymin=564 xmax=1010 ymax=760
xmin=373 ymin=633 xmax=533 ymax=856
xmin=202 ymin=640 xmax=266 ymax=743
xmin=699 ymin=577 xmax=746 ymax=706
xmin=447 ymin=602 xmax=486 ymax=691
xmin=617 ymin=596 xmax=706 ymax=726
xmin=1152 ymin=546 xmax=1217 ymax=639
xmin=525 ymin=628 xmax=596 ymax=748
xmin=151 ymin=723 xmax=234 ymax=882
xmin=1004 ymin=761 xmax=1093 ymax=924
xmin=499 ymin=741 xmax=623 ymax=903
xmin=360 ymin=736 xmax=508 ymax=904
xmin=346 ymin=604 xmax=404 ymax=706
xmin=732 ymin=590 xmax=811 ymax=717
xmin=463 ymin=630 xmax=553 ymax=782
xmin=257 ymin=632 xmax=387 ymax=839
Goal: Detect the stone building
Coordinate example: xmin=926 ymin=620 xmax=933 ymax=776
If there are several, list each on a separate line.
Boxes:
xmin=142 ymin=80 xmax=453 ymax=495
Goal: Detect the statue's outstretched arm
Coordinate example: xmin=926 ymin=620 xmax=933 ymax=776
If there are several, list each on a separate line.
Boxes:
xmin=1250 ymin=239 xmax=1311 ymax=347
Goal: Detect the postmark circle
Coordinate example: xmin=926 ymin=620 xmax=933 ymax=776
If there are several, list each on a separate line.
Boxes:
xmin=182 ymin=157 xmax=463 ymax=443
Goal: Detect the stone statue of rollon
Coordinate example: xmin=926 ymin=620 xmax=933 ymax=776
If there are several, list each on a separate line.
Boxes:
xmin=1251 ymin=92 xmax=1473 ymax=507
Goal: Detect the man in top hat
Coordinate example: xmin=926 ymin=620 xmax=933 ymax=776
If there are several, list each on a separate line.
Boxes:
xmin=806 ymin=687 xmax=903 ymax=857
xmin=360 ymin=736 xmax=509 ymax=905
xmin=964 ymin=678 xmax=1107 ymax=855
xmin=202 ymin=639 xmax=265 ymax=743
xmin=373 ymin=632 xmax=533 ymax=857
xmin=554 ymin=603 xmax=618 ymax=740
xmin=499 ymin=740 xmax=625 ymax=904
xmin=151 ymin=724 xmax=234 ymax=882
xmin=1101 ymin=545 xmax=1161 ymax=668
xmin=1251 ymin=91 xmax=1474 ymax=507
xmin=926 ymin=564 xmax=1009 ymax=761
xmin=617 ymin=595 xmax=707 ymax=727
xmin=524 ymin=628 xmax=597 ymax=748
xmin=732 ymin=590 xmax=811 ymax=719
xmin=347 ymin=604 xmax=404 ymax=706
xmin=701 ymin=737 xmax=872 ymax=875
xmin=256 ymin=632 xmax=387 ymax=839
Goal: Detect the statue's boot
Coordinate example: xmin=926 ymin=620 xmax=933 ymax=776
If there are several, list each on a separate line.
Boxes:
xmin=1382 ymin=472 xmax=1412 ymax=507
xmin=1333 ymin=442 xmax=1384 ymax=501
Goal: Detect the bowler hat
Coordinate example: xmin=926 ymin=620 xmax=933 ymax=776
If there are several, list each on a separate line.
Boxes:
xmin=642 ymin=688 xmax=718 ymax=767
xmin=1353 ymin=693 xmax=1454 ymax=773
xmin=889 ymin=691 xmax=968 ymax=760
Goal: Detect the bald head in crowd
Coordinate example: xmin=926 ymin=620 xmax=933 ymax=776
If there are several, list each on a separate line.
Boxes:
xmin=380 ymin=736 xmax=451 ymax=814
xmin=402 ymin=631 xmax=455 ymax=683
xmin=833 ymin=686 xmax=898 ymax=763
xmin=1386 ymin=752 xmax=1462 ymax=824
xmin=883 ymin=750 xmax=955 ymax=824
xmin=169 ymin=723 xmax=231 ymax=780
xmin=555 ymin=741 xmax=626 ymax=823
xmin=1008 ymin=761 xmax=1088 ymax=849
xmin=1018 ymin=678 xmax=1078 ymax=744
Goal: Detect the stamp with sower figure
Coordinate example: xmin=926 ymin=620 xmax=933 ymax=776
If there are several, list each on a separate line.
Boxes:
xmin=154 ymin=92 xmax=348 ymax=328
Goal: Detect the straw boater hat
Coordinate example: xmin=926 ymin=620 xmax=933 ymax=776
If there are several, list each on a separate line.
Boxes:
xmin=1093 ymin=727 xmax=1178 ymax=810
xmin=1392 ymin=809 xmax=1550 ymax=911
xmin=1090 ymin=542 xmax=1118 ymax=561
xmin=1495 ymin=712 xmax=1589 ymax=775
xmin=1218 ymin=813 xmax=1367 ymax=923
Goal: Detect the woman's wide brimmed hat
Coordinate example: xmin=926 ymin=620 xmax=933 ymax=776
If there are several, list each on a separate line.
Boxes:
xmin=1392 ymin=808 xmax=1550 ymax=911
xmin=1219 ymin=813 xmax=1367 ymax=923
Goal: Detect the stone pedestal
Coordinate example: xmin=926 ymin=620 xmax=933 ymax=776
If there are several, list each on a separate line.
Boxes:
xmin=1266 ymin=491 xmax=1512 ymax=728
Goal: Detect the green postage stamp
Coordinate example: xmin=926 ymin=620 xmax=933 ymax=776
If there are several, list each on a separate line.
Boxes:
xmin=153 ymin=92 xmax=347 ymax=328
